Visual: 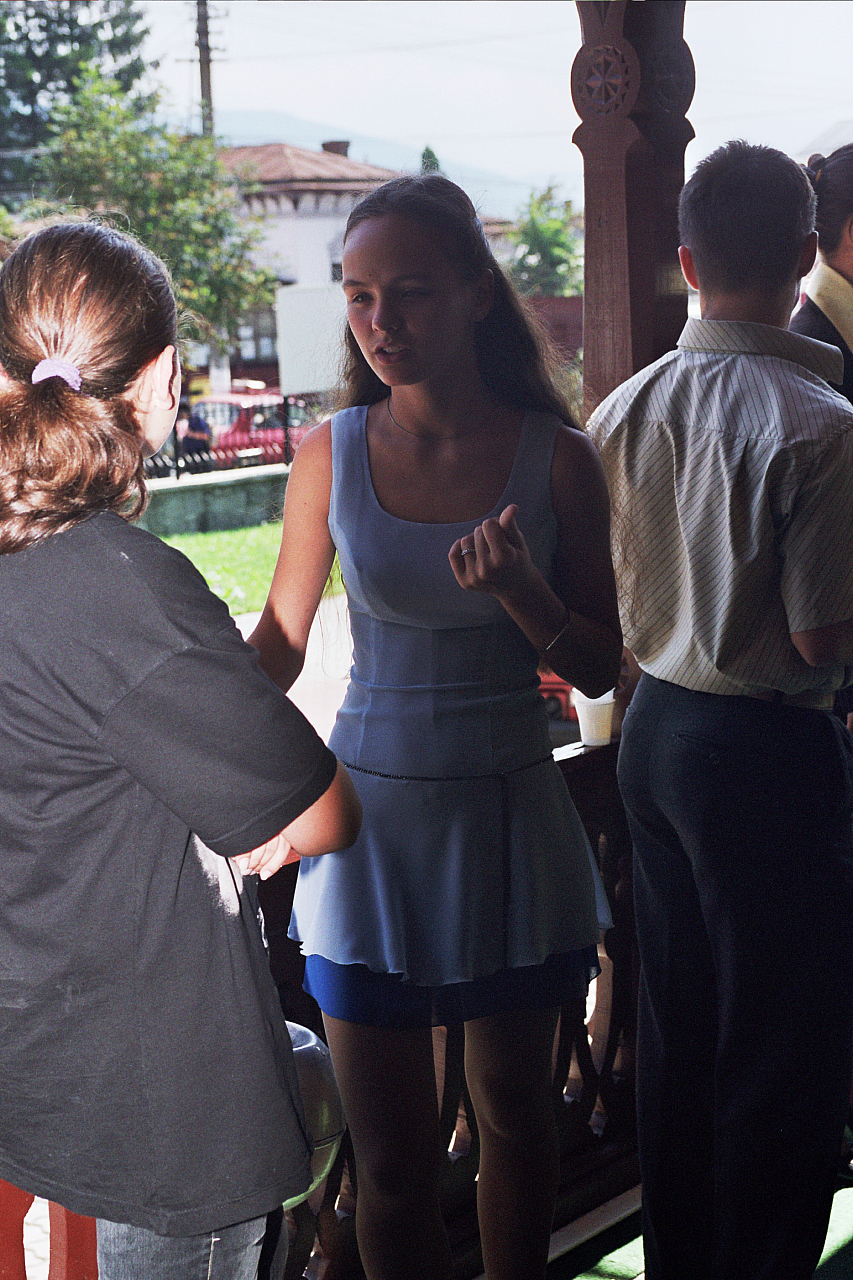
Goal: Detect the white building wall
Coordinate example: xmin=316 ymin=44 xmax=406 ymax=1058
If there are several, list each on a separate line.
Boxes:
xmin=247 ymin=194 xmax=360 ymax=286
xmin=275 ymin=283 xmax=347 ymax=395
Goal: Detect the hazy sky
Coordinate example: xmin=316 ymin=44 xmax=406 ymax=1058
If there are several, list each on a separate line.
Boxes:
xmin=139 ymin=1 xmax=853 ymax=217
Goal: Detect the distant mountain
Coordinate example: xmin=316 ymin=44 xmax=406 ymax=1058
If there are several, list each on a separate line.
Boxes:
xmin=211 ymin=107 xmax=535 ymax=219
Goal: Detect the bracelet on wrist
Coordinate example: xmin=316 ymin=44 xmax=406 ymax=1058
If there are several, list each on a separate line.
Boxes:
xmin=544 ymin=616 xmax=571 ymax=652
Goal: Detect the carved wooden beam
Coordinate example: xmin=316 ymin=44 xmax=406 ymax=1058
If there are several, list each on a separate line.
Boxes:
xmin=572 ymin=0 xmax=695 ymax=411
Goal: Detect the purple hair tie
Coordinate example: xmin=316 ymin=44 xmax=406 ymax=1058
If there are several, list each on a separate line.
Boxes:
xmin=31 ymin=358 xmax=82 ymax=392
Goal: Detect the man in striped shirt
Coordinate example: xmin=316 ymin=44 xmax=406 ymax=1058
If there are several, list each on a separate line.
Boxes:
xmin=591 ymin=141 xmax=853 ymax=1280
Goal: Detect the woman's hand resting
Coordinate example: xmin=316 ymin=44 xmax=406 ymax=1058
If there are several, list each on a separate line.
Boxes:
xmin=232 ymin=833 xmax=301 ymax=880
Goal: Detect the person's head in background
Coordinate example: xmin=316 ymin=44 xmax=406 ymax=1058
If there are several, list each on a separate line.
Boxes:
xmin=678 ymin=140 xmax=817 ymax=325
xmin=806 ymin=145 xmax=853 ymax=285
xmin=0 ymin=220 xmax=179 ymax=554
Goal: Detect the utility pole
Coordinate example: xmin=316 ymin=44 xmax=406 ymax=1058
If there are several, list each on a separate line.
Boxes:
xmin=195 ymin=0 xmax=229 ymax=391
xmin=196 ymin=0 xmax=214 ymax=137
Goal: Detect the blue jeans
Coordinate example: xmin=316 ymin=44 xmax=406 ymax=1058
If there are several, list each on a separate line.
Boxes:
xmin=96 ymin=1215 xmax=272 ymax=1280
xmin=619 ymin=675 xmax=853 ymax=1280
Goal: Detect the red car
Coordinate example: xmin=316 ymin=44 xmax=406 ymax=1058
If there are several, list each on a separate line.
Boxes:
xmin=538 ymin=665 xmax=578 ymax=721
xmin=185 ymin=390 xmax=315 ymax=465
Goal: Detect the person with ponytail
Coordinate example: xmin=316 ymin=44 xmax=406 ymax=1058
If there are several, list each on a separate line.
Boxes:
xmin=0 ymin=221 xmax=360 ymax=1279
xmin=790 ymin=148 xmax=853 ymax=729
xmin=790 ymin=145 xmax=853 ymax=402
xmin=250 ymin=174 xmax=622 ymax=1280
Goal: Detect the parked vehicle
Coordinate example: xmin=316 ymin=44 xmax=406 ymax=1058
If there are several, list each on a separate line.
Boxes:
xmin=538 ymin=665 xmax=578 ymax=721
xmin=184 ymin=389 xmax=316 ymax=465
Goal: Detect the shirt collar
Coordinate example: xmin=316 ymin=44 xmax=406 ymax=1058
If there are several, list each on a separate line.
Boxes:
xmin=805 ymin=261 xmax=853 ymax=356
xmin=677 ymin=316 xmax=844 ymax=386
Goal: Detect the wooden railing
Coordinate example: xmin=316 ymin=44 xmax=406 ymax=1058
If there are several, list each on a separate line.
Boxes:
xmin=0 ymin=741 xmax=637 ymax=1280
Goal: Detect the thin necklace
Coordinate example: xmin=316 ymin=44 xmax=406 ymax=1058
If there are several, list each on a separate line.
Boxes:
xmin=386 ymin=397 xmax=472 ymax=440
xmin=386 ymin=397 xmax=422 ymax=437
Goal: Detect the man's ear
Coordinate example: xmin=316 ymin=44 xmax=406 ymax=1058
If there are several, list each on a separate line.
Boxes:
xmin=678 ymin=245 xmax=699 ymax=291
xmin=797 ymin=231 xmax=818 ymax=280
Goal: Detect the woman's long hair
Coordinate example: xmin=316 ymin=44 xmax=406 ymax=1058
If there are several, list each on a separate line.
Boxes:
xmin=0 ymin=221 xmax=178 ymax=554
xmin=337 ymin=174 xmax=578 ymax=426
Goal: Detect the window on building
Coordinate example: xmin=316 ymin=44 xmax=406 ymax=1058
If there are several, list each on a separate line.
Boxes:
xmin=238 ymin=324 xmax=256 ymax=361
xmin=233 ymin=305 xmax=277 ymax=362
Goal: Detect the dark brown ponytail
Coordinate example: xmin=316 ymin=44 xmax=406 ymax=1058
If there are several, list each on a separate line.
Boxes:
xmin=0 ymin=221 xmax=178 ymax=553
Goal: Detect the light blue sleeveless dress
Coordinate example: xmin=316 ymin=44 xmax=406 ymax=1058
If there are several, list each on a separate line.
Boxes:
xmin=290 ymin=405 xmax=610 ymax=1027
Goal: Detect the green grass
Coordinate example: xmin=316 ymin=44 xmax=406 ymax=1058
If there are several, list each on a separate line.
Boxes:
xmin=161 ymin=522 xmax=343 ymax=615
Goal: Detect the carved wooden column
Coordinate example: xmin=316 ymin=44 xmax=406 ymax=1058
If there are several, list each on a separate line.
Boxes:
xmin=572 ymin=0 xmax=695 ymax=410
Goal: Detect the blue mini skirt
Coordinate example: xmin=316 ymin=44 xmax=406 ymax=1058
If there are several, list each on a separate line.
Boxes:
xmin=304 ymin=945 xmax=601 ymax=1029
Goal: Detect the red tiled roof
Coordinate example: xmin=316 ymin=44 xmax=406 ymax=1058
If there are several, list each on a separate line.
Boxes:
xmin=220 ymin=143 xmax=397 ymax=197
xmin=218 ymin=143 xmax=512 ymax=232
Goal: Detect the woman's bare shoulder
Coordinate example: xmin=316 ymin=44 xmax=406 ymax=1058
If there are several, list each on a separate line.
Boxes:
xmin=295 ymin=416 xmax=332 ymax=457
xmin=551 ymin=418 xmax=607 ymax=489
xmin=288 ymin=417 xmax=333 ymax=487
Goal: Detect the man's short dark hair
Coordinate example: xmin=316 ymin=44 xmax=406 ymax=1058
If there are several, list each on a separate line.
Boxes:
xmin=678 ymin=140 xmax=816 ymax=295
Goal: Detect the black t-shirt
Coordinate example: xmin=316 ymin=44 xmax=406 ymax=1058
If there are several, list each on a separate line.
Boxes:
xmin=0 ymin=512 xmax=337 ymax=1234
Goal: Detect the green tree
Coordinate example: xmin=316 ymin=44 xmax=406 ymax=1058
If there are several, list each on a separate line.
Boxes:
xmin=0 ymin=1 xmax=151 ymax=203
xmin=420 ymin=145 xmax=441 ymax=174
xmin=508 ymin=187 xmax=583 ymax=297
xmin=32 ymin=69 xmax=275 ymax=351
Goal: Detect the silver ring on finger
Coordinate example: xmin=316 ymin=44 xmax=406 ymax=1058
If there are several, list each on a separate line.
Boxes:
xmin=461 ymin=546 xmax=475 ymax=556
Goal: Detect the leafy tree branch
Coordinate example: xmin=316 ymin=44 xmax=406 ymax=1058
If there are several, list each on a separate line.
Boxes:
xmin=29 ymin=69 xmax=276 ymax=349
xmin=508 ymin=186 xmax=583 ymax=297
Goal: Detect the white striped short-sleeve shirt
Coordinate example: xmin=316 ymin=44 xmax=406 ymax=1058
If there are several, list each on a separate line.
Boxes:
xmin=590 ymin=319 xmax=853 ymax=697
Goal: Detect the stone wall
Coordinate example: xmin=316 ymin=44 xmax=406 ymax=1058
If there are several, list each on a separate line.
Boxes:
xmin=137 ymin=463 xmax=289 ymax=537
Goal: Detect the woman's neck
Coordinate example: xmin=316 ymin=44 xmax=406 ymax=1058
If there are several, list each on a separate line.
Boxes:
xmin=386 ymin=380 xmax=507 ymax=441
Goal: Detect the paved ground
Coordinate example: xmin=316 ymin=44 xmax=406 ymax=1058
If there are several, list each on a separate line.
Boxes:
xmin=236 ymin=595 xmax=352 ymax=742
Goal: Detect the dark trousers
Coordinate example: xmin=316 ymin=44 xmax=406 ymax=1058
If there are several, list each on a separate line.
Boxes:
xmin=618 ymin=675 xmax=853 ymax=1280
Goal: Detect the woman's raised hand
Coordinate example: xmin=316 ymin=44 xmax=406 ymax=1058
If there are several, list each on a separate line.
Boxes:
xmin=449 ymin=504 xmax=535 ymax=598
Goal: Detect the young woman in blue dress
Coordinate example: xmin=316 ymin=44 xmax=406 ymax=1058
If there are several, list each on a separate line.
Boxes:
xmin=251 ymin=175 xmax=622 ymax=1280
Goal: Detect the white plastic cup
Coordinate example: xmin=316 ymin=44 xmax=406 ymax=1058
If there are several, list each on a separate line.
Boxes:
xmin=571 ymin=687 xmax=616 ymax=746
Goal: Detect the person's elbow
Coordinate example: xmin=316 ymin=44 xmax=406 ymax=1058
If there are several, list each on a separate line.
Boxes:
xmin=284 ymin=760 xmax=362 ymax=858
xmin=573 ymin=630 xmax=624 ymax=698
xmin=790 ymin=618 xmax=853 ymax=667
xmin=322 ymin=763 xmax=362 ymax=851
